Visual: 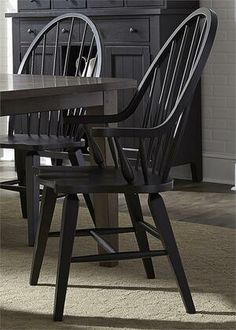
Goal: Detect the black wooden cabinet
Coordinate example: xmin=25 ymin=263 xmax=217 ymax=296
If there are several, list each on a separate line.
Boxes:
xmin=7 ymin=0 xmax=202 ymax=181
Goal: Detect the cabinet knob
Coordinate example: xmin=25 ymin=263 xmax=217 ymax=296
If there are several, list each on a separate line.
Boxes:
xmin=27 ymin=28 xmax=36 ymax=34
xmin=61 ymin=28 xmax=69 ymax=34
xmin=129 ymin=27 xmax=137 ymax=33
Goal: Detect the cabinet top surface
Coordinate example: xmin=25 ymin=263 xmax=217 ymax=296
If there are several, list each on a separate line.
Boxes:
xmin=7 ymin=0 xmax=199 ymax=17
xmin=6 ymin=7 xmax=197 ymax=18
xmin=0 ymin=74 xmax=137 ymax=102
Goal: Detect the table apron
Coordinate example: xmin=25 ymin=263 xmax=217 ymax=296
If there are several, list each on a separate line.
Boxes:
xmin=0 ymin=91 xmax=104 ymax=116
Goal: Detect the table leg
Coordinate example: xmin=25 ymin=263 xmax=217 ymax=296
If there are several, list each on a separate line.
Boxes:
xmin=88 ymin=91 xmax=119 ymax=267
xmin=25 ymin=151 xmax=40 ymax=246
xmin=94 ymin=194 xmax=118 ymax=267
xmin=15 ymin=150 xmax=27 ymax=219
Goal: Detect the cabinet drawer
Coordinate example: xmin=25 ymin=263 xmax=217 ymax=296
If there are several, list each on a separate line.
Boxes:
xmin=20 ymin=20 xmax=51 ymax=43
xmin=96 ymin=18 xmax=150 ymax=43
xmin=87 ymin=0 xmax=123 ymax=7
xmin=20 ymin=20 xmax=80 ymax=44
xmin=52 ymin=0 xmax=86 ymax=9
xmin=126 ymin=0 xmax=164 ymax=7
xmin=18 ymin=0 xmax=51 ymax=11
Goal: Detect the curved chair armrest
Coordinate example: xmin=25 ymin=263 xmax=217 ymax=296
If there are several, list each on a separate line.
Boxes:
xmin=66 ymin=89 xmax=141 ymax=125
xmin=91 ymin=105 xmax=183 ymax=138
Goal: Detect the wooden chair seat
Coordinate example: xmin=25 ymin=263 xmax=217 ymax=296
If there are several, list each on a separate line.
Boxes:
xmin=0 ymin=134 xmax=84 ymax=151
xmin=36 ymin=166 xmax=173 ymax=194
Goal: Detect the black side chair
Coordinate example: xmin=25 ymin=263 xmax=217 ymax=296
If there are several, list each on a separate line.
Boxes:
xmin=30 ymin=8 xmax=217 ymax=321
xmin=0 ymin=13 xmax=102 ymax=246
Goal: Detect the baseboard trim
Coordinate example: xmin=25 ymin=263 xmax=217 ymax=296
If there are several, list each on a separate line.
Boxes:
xmin=203 ymin=152 xmax=236 ymax=161
xmin=203 ymin=154 xmax=235 ymax=185
xmin=171 ymin=154 xmax=235 ymax=185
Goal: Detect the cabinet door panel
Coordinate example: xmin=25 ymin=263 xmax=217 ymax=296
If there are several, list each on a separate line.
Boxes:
xmin=20 ymin=19 xmax=51 ymax=44
xmin=20 ymin=19 xmax=80 ymax=45
xmin=82 ymin=18 xmax=149 ymax=44
xmin=126 ymin=0 xmax=198 ymax=8
xmin=105 ymin=46 xmax=150 ymax=148
xmin=96 ymin=18 xmax=150 ymax=44
xmin=126 ymin=0 xmax=164 ymax=7
xmin=18 ymin=0 xmax=51 ymax=11
xmin=20 ymin=45 xmax=59 ymax=75
xmin=166 ymin=1 xmax=199 ymax=8
xmin=87 ymin=0 xmax=123 ymax=7
xmin=52 ymin=0 xmax=86 ymax=9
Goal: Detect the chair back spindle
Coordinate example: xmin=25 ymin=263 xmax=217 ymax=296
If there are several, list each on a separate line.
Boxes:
xmin=10 ymin=13 xmax=103 ymax=140
xmin=108 ymin=8 xmax=217 ymax=184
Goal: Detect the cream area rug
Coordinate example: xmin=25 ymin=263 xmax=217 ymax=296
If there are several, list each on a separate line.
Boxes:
xmin=0 ymin=192 xmax=235 ymax=330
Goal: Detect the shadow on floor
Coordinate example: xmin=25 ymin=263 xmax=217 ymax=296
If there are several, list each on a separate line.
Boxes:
xmin=1 ymin=309 xmax=235 ymax=330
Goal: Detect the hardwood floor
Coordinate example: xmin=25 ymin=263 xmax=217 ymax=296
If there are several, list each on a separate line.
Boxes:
xmin=0 ymin=161 xmax=235 ymax=229
xmin=129 ymin=180 xmax=236 ymax=229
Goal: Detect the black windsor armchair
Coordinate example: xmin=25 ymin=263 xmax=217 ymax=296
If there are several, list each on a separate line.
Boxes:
xmin=0 ymin=13 xmax=103 ymax=246
xmin=30 ymin=8 xmax=217 ymax=321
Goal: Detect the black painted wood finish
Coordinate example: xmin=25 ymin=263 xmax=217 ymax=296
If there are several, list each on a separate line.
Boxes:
xmin=14 ymin=13 xmax=103 ymax=135
xmin=0 ymin=74 xmax=136 ymax=251
xmin=0 ymin=13 xmax=103 ymax=246
xmin=8 ymin=0 xmax=202 ymax=181
xmin=30 ymin=8 xmax=217 ymax=321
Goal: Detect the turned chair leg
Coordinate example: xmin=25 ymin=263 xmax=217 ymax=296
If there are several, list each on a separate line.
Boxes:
xmin=25 ymin=152 xmax=40 ymax=246
xmin=148 ymin=193 xmax=196 ymax=314
xmin=53 ymin=194 xmax=79 ymax=321
xmin=68 ymin=149 xmax=96 ymax=225
xmin=30 ymin=187 xmax=57 ymax=285
xmin=125 ymin=193 xmax=155 ymax=279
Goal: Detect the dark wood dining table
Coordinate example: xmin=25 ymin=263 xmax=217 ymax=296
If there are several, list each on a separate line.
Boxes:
xmin=0 ymin=73 xmax=137 ymax=260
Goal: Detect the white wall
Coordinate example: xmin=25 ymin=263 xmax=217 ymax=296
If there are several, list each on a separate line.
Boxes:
xmin=0 ymin=0 xmax=17 ymax=160
xmin=200 ymin=0 xmax=236 ymax=184
xmin=172 ymin=0 xmax=236 ymax=184
xmin=0 ymin=0 xmax=17 ymax=73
